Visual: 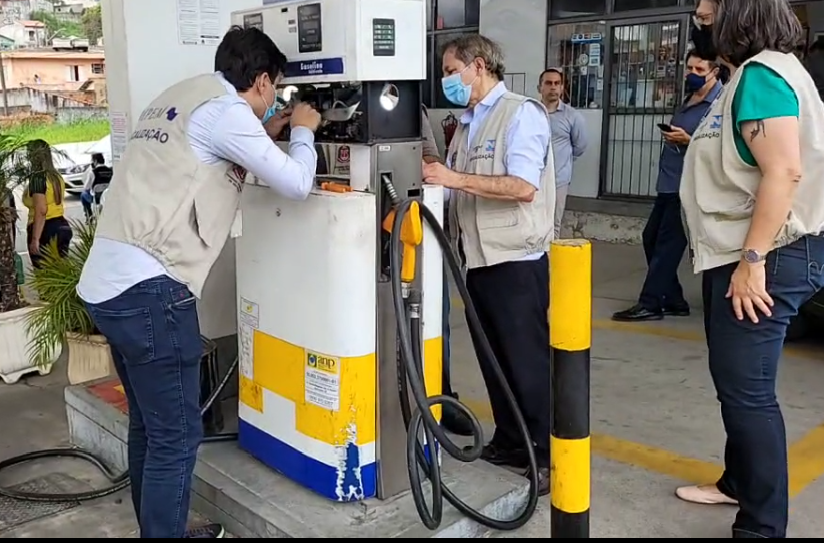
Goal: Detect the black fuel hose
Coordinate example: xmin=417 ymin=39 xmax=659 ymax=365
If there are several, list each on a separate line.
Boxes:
xmin=0 ymin=355 xmax=240 ymax=503
xmin=389 ymin=197 xmax=540 ymax=531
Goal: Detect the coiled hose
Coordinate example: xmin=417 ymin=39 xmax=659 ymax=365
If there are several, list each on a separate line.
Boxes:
xmin=389 ymin=197 xmax=540 ymax=531
xmin=0 ymin=356 xmax=240 ymax=503
xmin=1 ymin=197 xmax=541 ymax=533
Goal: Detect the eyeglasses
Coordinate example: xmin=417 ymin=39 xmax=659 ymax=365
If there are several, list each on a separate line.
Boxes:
xmin=692 ymin=13 xmax=712 ymax=28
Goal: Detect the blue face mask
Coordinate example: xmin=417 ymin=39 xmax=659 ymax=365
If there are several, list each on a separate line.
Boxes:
xmin=441 ymin=66 xmax=477 ymax=107
xmin=261 ymin=97 xmax=283 ymax=125
xmin=685 ymin=73 xmax=707 ymax=93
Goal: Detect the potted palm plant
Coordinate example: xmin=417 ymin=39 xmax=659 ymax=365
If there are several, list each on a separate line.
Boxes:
xmin=25 ymin=218 xmax=114 ymax=385
xmin=0 ymin=134 xmax=64 ymax=383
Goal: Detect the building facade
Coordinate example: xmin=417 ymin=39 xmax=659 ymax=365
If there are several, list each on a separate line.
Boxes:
xmin=422 ymin=0 xmax=823 ymax=202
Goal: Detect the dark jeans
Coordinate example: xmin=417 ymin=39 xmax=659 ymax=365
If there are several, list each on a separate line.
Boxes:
xmin=85 ymin=276 xmax=204 ymax=538
xmin=466 ymin=255 xmax=551 ymax=466
xmin=704 ymin=235 xmax=824 ymax=538
xmin=639 ymin=192 xmax=688 ymax=311
xmin=27 ymin=216 xmax=72 ymax=269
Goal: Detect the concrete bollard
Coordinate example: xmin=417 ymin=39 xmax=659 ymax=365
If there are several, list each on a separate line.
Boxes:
xmin=549 ymin=239 xmax=592 ymax=538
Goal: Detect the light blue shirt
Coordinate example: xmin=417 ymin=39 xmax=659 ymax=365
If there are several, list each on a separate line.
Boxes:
xmin=547 ymin=101 xmax=587 ymax=187
xmin=445 ymin=82 xmax=551 ymax=263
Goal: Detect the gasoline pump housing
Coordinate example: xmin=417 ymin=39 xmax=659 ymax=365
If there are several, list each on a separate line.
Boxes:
xmin=230 ymin=0 xmax=445 ymax=504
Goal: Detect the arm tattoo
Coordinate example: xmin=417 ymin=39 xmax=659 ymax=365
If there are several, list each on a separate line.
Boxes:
xmin=749 ymin=120 xmax=766 ymax=142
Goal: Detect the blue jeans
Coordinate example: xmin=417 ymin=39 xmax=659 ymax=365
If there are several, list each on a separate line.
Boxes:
xmin=703 ymin=235 xmax=824 ymax=538
xmin=442 ymin=269 xmax=452 ymax=396
xmin=85 ymin=276 xmax=203 ymax=538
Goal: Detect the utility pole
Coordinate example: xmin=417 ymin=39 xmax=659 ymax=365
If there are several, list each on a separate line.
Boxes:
xmin=0 ymin=52 xmax=8 ymax=117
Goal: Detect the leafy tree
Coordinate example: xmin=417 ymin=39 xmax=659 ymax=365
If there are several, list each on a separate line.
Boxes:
xmin=81 ymin=5 xmax=102 ymax=45
xmin=29 ymin=10 xmax=85 ymax=40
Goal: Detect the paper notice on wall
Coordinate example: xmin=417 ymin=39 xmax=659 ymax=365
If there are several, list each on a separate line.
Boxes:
xmin=239 ymin=299 xmax=259 ymax=379
xmin=109 ymin=111 xmax=128 ymax=163
xmin=176 ymin=0 xmax=222 ymax=46
xmin=304 ymin=350 xmax=340 ymax=411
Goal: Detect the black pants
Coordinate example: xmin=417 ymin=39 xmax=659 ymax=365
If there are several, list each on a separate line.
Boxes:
xmin=466 ymin=254 xmax=551 ymax=466
xmin=27 ymin=216 xmax=72 ymax=269
xmin=639 ymin=192 xmax=688 ymax=311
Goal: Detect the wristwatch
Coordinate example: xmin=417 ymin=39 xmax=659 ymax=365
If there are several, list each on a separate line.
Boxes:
xmin=742 ymin=248 xmax=767 ymax=264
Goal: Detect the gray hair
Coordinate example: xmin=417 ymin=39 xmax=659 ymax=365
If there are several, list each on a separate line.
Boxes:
xmin=703 ymin=0 xmax=803 ymax=65
xmin=441 ymin=34 xmax=506 ymax=81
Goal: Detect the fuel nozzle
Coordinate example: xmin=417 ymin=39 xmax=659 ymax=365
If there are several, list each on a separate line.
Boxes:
xmin=381 ymin=174 xmax=401 ymax=207
xmin=381 ymin=174 xmax=422 ymax=287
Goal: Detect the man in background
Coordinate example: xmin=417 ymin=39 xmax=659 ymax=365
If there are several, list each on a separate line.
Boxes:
xmin=612 ymin=51 xmax=721 ymax=322
xmin=538 ymin=68 xmax=588 ymax=237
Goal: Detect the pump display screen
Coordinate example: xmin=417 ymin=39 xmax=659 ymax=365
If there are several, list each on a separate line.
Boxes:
xmin=297 ymin=3 xmax=322 ymax=53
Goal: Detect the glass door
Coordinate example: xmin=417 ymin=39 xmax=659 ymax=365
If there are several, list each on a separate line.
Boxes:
xmin=601 ymin=17 xmax=688 ymax=198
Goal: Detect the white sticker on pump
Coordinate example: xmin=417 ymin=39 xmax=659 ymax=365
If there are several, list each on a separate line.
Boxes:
xmin=239 ymin=299 xmax=260 ymax=379
xmin=304 ymin=350 xmax=341 ymax=411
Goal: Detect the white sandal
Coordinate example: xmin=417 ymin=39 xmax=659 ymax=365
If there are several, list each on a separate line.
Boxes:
xmin=675 ymin=484 xmax=739 ymax=505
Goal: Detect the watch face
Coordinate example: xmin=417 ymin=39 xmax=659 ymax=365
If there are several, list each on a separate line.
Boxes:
xmin=744 ymin=250 xmax=761 ymax=263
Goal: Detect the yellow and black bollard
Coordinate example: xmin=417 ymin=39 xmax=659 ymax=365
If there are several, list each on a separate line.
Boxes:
xmin=549 ymin=239 xmax=592 ymax=538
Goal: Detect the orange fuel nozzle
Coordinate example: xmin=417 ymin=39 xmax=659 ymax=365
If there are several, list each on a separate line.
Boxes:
xmin=321 ymin=182 xmax=352 ymax=193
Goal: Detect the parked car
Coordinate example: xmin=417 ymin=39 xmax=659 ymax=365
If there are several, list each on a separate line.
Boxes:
xmin=55 ymin=153 xmax=90 ymax=195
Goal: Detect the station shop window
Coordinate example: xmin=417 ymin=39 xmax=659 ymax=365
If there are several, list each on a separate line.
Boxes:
xmin=422 ymin=0 xmax=480 ymax=108
xmin=546 ymin=22 xmax=607 ymax=109
xmin=434 ymin=0 xmax=480 ymax=29
xmin=549 ymin=0 xmax=607 ymax=19
xmin=613 ymin=0 xmax=679 ymax=11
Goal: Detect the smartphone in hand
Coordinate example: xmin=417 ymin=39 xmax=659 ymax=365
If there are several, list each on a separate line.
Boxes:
xmin=657 ymin=123 xmax=673 ymax=132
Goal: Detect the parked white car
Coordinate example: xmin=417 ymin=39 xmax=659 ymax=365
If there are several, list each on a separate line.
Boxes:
xmin=54 ymin=137 xmax=113 ymax=196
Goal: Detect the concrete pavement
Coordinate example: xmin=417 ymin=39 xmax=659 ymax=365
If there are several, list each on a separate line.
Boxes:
xmin=1 ymin=241 xmax=822 ymax=537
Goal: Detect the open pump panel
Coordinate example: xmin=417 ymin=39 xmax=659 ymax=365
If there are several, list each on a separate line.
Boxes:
xmin=232 ymin=0 xmax=429 ymax=275
xmin=231 ymin=0 xmax=444 ymax=502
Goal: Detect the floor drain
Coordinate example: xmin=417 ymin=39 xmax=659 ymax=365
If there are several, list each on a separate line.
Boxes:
xmin=0 ymin=473 xmax=84 ymax=531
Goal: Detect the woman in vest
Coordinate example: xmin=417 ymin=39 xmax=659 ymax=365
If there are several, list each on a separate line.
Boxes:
xmin=675 ymin=0 xmax=824 ymax=538
xmin=23 ymin=140 xmax=72 ymax=269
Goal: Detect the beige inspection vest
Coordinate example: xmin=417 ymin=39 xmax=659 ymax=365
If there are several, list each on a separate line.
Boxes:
xmin=95 ymin=74 xmax=246 ymax=297
xmin=680 ymin=50 xmax=824 ymax=273
xmin=447 ymin=92 xmax=555 ymax=269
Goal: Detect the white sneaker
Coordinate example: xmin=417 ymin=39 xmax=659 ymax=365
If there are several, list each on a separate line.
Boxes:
xmin=675 ymin=484 xmax=738 ymax=505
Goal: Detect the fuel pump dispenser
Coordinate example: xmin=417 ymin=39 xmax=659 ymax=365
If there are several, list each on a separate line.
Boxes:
xmin=231 ymin=0 xmax=539 ymax=531
xmin=231 ymin=0 xmax=443 ymax=503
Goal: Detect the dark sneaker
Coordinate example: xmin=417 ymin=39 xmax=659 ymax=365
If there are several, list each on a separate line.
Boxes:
xmin=184 ymin=524 xmax=225 ymax=538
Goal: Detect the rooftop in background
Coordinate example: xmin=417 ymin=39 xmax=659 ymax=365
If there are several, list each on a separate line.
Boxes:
xmin=3 ymin=48 xmax=104 ymax=59
xmin=18 ymin=20 xmax=45 ymax=28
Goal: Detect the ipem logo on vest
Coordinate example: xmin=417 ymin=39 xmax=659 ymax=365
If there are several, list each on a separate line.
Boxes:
xmin=130 ymin=105 xmax=179 ymax=145
xmin=468 ymin=139 xmax=496 ymax=164
xmin=694 ymin=114 xmax=722 ymax=143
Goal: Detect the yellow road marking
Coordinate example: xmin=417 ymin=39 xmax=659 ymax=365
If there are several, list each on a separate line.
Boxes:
xmin=788 ymin=422 xmax=824 ymax=497
xmin=461 ymin=398 xmax=824 ymax=496
xmin=450 ymin=297 xmax=821 ymax=360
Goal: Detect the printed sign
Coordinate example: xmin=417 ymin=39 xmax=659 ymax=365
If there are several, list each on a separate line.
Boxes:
xmin=304 ymin=350 xmax=340 ymax=411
